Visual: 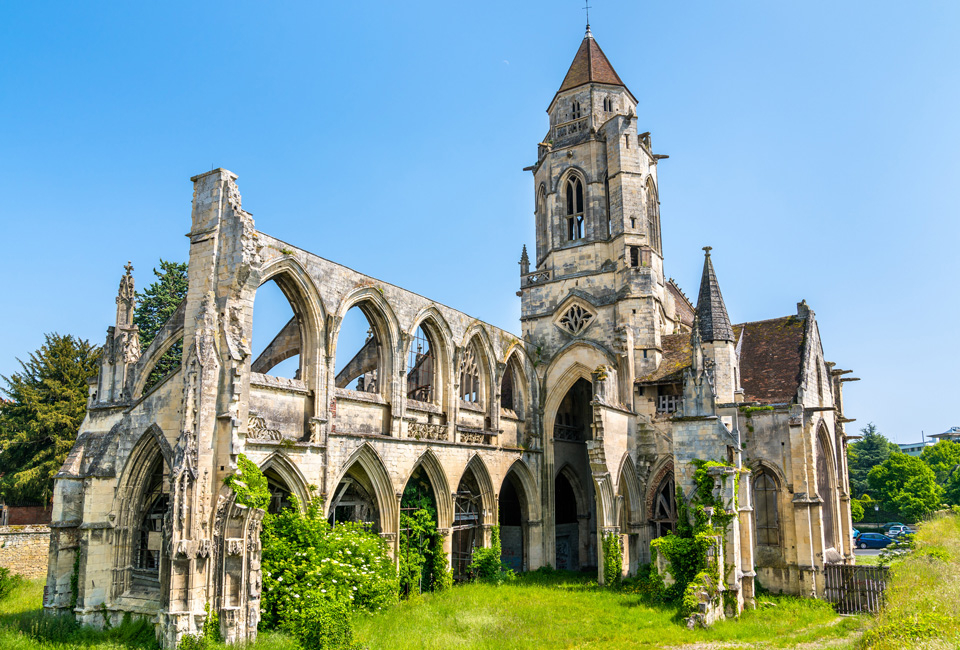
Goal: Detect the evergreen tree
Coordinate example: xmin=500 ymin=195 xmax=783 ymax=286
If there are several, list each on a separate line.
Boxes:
xmin=847 ymin=423 xmax=899 ymax=498
xmin=133 ymin=260 xmax=187 ymax=390
xmin=0 ymin=334 xmax=100 ymax=504
xmin=867 ymin=452 xmax=943 ymax=520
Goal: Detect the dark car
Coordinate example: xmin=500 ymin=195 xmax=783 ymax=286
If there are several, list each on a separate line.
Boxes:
xmin=857 ymin=533 xmax=893 ymax=549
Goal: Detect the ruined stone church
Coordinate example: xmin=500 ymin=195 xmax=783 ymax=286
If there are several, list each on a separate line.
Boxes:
xmin=46 ymin=26 xmax=855 ymax=645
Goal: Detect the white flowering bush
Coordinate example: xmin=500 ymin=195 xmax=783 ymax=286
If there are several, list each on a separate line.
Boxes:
xmin=260 ymin=497 xmax=398 ymax=647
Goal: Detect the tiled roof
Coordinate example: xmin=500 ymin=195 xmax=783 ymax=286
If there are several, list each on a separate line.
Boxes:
xmin=734 ymin=316 xmax=806 ymax=404
xmin=636 ymin=314 xmax=807 ymax=406
xmin=556 ymin=30 xmax=627 ymax=96
xmin=667 ymin=280 xmax=695 ymax=328
xmin=636 ymin=334 xmax=692 ymax=384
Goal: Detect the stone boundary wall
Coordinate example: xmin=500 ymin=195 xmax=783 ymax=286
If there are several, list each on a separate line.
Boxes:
xmin=0 ymin=525 xmax=50 ymax=579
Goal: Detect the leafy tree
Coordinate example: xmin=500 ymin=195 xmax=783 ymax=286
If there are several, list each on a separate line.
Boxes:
xmin=847 ymin=423 xmax=899 ymax=498
xmin=133 ymin=260 xmax=187 ymax=391
xmin=0 ymin=334 xmax=100 ymax=504
xmin=850 ymin=498 xmax=864 ymax=523
xmin=867 ymin=452 xmax=943 ymax=520
xmin=920 ymin=440 xmax=960 ymax=489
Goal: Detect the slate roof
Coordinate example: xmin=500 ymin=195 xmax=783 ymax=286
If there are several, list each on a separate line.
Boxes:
xmin=636 ymin=314 xmax=808 ymax=405
xmin=555 ymin=29 xmax=629 ymax=97
xmin=696 ymin=250 xmax=735 ymax=342
xmin=734 ymin=316 xmax=806 ymax=404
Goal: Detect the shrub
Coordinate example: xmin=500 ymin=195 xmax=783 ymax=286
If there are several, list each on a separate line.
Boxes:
xmin=0 ymin=568 xmax=23 ymax=601
xmin=468 ymin=525 xmax=514 ymax=584
xmin=602 ymin=532 xmax=623 ymax=587
xmin=280 ymin=597 xmax=359 ymax=650
xmin=260 ymin=497 xmax=397 ymax=635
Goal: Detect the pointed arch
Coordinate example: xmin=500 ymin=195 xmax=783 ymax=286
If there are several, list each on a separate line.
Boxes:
xmin=331 ymin=286 xmax=401 ymax=397
xmin=616 ymin=454 xmax=641 ymax=528
xmin=406 ymin=449 xmax=454 ymax=530
xmin=253 ymin=256 xmax=327 ymax=384
xmin=331 ymin=443 xmax=397 ymax=535
xmin=502 ymin=459 xmax=541 ymax=522
xmin=816 ymin=423 xmax=839 ymax=549
xmin=556 ymin=463 xmax=588 ymax=517
xmin=458 ymin=454 xmax=497 ymax=522
xmin=459 ymin=325 xmax=495 ymax=409
xmin=132 ymin=302 xmax=186 ymax=398
xmin=406 ymin=307 xmax=454 ymax=407
xmin=259 ymin=452 xmax=311 ymax=512
xmin=645 ymin=175 xmax=661 ymax=255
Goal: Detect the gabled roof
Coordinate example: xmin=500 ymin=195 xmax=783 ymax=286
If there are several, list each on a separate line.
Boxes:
xmin=696 ymin=248 xmax=734 ymax=342
xmin=734 ymin=316 xmax=806 ymax=404
xmin=667 ymin=279 xmax=695 ymax=329
xmin=552 ymin=28 xmax=633 ymax=105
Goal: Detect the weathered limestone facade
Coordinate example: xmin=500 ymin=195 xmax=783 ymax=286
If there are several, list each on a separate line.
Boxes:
xmin=47 ymin=26 xmax=853 ymax=645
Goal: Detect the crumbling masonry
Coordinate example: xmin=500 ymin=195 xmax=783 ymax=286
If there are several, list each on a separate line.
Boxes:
xmin=47 ymin=27 xmax=855 ymax=645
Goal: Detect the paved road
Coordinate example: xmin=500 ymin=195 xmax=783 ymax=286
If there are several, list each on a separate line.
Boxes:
xmin=854 ymin=548 xmax=882 ymax=556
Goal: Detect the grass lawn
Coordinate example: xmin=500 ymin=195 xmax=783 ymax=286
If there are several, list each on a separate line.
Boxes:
xmin=352 ymin=571 xmax=864 ymax=649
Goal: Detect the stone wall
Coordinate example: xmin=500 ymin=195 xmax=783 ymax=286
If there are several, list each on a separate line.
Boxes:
xmin=0 ymin=525 xmax=50 ymax=579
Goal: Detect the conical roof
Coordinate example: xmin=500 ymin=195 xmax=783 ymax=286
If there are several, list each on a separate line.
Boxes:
xmin=555 ymin=28 xmax=630 ymax=98
xmin=695 ymin=247 xmax=735 ymax=342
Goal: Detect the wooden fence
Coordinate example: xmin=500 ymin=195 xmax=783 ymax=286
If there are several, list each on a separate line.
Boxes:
xmin=824 ymin=564 xmax=889 ymax=614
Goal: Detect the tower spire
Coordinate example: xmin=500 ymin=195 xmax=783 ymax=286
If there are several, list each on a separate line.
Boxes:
xmin=695 ymin=247 xmax=734 ymax=342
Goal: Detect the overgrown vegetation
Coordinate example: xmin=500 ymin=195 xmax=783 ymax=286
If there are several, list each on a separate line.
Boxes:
xmin=468 ymin=525 xmax=513 ymax=584
xmin=859 ymin=513 xmax=960 ymax=649
xmin=398 ymin=475 xmax=450 ymax=596
xmin=260 ymin=496 xmax=398 ymax=649
xmin=223 ymin=453 xmax=271 ymax=510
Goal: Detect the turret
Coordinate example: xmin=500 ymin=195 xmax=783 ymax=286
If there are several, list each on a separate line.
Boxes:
xmin=95 ymin=262 xmax=141 ymax=403
xmin=694 ymin=247 xmax=738 ymax=404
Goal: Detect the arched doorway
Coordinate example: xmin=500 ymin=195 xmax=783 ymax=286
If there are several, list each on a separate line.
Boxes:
xmin=452 ymin=467 xmax=483 ymax=580
xmin=329 ymin=465 xmax=382 ymax=532
xmin=552 ymin=377 xmax=597 ymax=571
xmin=399 ymin=466 xmax=441 ymax=596
xmin=650 ymin=473 xmax=677 ymax=539
xmin=264 ymin=468 xmax=294 ymax=515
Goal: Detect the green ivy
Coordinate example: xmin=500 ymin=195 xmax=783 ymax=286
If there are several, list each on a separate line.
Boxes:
xmin=602 ymin=532 xmax=623 ymax=587
xmin=223 ymin=453 xmax=270 ymax=510
xmin=469 ymin=525 xmax=513 ymax=584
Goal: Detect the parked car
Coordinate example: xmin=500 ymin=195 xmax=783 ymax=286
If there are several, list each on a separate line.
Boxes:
xmin=857 ymin=533 xmax=893 ymax=549
xmin=887 ymin=525 xmax=914 ymax=538
xmin=853 ymin=528 xmax=861 ymax=539
xmin=882 ymin=522 xmax=906 ymax=531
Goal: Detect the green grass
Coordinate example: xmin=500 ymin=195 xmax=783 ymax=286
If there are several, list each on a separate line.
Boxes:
xmin=352 ymin=571 xmax=864 ymax=649
xmin=859 ymin=513 xmax=960 ymax=649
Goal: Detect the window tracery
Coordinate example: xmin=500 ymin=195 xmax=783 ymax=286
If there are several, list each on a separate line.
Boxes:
xmin=557 ymin=303 xmax=594 ymax=336
xmin=407 ymin=325 xmax=436 ymax=403
xmin=646 ymin=178 xmax=661 ymax=254
xmin=459 ymin=343 xmax=481 ymax=403
xmin=754 ymin=472 xmax=780 ymax=546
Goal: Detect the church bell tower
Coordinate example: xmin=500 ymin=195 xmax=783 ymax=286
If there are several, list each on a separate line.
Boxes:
xmin=520 ymin=26 xmax=674 ymax=387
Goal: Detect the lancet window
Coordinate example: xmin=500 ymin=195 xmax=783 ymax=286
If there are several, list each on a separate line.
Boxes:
xmin=754 ymin=472 xmax=780 ymax=546
xmin=459 ymin=343 xmax=481 ymax=404
xmin=565 ymin=176 xmax=585 ymax=241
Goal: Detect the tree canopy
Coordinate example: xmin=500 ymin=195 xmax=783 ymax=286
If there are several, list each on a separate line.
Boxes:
xmin=867 ymin=452 xmax=943 ymax=520
xmin=920 ymin=440 xmax=960 ymax=488
xmin=0 ymin=334 xmax=100 ymax=504
xmin=134 ymin=260 xmax=187 ymax=391
xmin=847 ymin=423 xmax=899 ymax=499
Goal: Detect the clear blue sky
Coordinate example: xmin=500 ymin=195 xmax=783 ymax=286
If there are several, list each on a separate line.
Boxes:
xmin=1 ymin=1 xmax=957 ymax=443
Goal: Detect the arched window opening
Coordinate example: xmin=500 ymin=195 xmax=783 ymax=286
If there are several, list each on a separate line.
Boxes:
xmin=264 ymin=468 xmax=294 ymax=515
xmin=602 ymin=97 xmax=611 ymax=112
xmin=630 ymin=246 xmax=640 ymax=268
xmin=571 ymin=100 xmax=582 ymax=119
xmin=645 ymin=179 xmax=661 ymax=255
xmin=817 ymin=435 xmax=838 ymax=549
xmin=553 ymin=378 xmax=592 ymax=442
xmin=142 ymin=335 xmax=184 ymax=395
xmin=565 ymin=177 xmax=585 ymax=241
xmin=135 ymin=456 xmax=169 ymax=578
xmin=500 ymin=473 xmax=526 ymax=572
xmin=399 ymin=466 xmax=441 ymax=596
xmin=459 ymin=342 xmax=482 ymax=404
xmin=407 ymin=324 xmax=436 ymax=404
xmin=251 ymin=278 xmax=301 ymax=379
xmin=452 ymin=468 xmax=483 ymax=581
xmin=500 ymin=365 xmax=515 ymax=411
xmin=329 ymin=466 xmax=381 ymax=532
xmin=335 ymin=305 xmax=381 ymax=393
xmin=754 ymin=472 xmax=780 ymax=547
xmin=650 ymin=475 xmax=677 ymax=539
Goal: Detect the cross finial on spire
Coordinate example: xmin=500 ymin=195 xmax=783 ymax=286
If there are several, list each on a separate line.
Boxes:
xmin=584 ymin=0 xmax=592 ymax=31
xmin=124 ymin=260 xmax=134 ymax=275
